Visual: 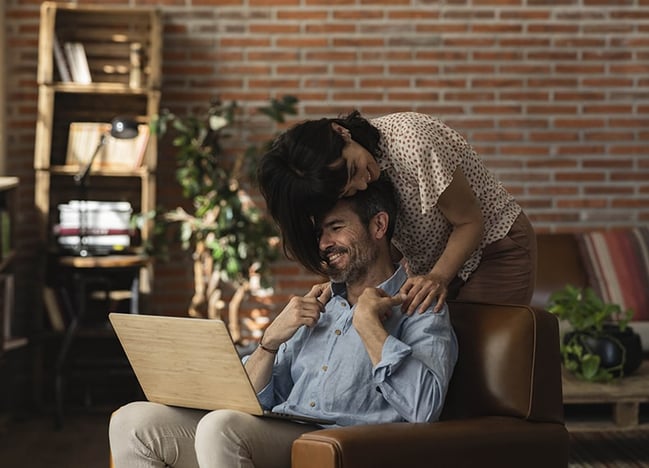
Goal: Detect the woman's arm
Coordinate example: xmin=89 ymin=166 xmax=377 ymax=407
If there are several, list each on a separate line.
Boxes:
xmin=400 ymin=166 xmax=483 ymax=314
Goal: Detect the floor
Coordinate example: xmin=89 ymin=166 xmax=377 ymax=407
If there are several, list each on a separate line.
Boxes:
xmin=0 ymin=408 xmax=113 ymax=468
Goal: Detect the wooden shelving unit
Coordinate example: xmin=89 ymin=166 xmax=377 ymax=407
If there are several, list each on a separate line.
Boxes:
xmin=34 ymin=1 xmax=161 ymax=247
xmin=33 ymin=2 xmax=162 ymax=427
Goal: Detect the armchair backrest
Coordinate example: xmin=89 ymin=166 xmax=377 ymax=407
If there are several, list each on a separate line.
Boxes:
xmin=440 ymin=301 xmax=564 ymax=424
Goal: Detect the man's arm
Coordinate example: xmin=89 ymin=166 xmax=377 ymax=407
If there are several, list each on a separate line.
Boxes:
xmin=353 ymin=288 xmax=458 ymax=423
xmin=243 ymin=341 xmax=279 ymax=392
xmin=244 ymin=283 xmax=329 ymax=392
xmin=352 ymin=287 xmax=403 ymax=365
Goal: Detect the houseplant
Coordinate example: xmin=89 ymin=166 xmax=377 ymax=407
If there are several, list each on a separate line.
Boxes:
xmin=547 ymin=284 xmax=642 ymax=382
xmin=151 ymin=96 xmax=298 ymax=343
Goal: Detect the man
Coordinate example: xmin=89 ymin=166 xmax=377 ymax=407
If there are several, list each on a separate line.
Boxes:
xmin=109 ymin=178 xmax=458 ymax=468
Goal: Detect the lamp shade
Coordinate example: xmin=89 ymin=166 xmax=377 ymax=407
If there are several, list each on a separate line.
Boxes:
xmin=110 ymin=116 xmax=139 ymax=139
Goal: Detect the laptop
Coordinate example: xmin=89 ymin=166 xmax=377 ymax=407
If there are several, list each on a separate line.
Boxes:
xmin=109 ymin=313 xmax=335 ymax=426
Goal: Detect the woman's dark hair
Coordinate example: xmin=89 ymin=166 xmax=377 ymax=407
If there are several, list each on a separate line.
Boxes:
xmin=257 ymin=110 xmax=381 ymax=275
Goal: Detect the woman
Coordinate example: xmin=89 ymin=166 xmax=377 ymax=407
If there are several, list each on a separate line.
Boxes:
xmin=257 ymin=111 xmax=536 ymax=313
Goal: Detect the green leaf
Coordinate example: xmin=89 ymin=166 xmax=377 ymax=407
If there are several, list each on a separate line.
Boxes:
xmin=580 ymin=354 xmax=601 ymax=381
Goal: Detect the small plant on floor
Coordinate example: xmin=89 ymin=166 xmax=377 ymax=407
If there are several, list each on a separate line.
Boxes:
xmin=547 ymin=284 xmax=635 ymax=382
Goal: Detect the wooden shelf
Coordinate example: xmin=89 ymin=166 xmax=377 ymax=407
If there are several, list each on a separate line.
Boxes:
xmin=46 ymin=165 xmax=150 ymax=178
xmin=49 ymin=82 xmax=155 ymax=95
xmin=33 ymin=2 xmax=162 ymax=427
xmin=57 ymin=253 xmax=149 ymax=269
xmin=0 ymin=177 xmax=18 ymax=191
xmin=34 ymin=1 xmax=161 ymax=259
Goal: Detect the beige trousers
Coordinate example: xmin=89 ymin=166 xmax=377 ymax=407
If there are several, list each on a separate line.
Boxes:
xmin=109 ymin=401 xmax=319 ymax=468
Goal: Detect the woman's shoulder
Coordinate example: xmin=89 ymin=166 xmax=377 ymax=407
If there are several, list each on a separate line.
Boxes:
xmin=371 ymin=111 xmax=440 ymax=127
xmin=371 ymin=112 xmax=463 ymax=152
xmin=371 ymin=112 xmax=457 ymax=138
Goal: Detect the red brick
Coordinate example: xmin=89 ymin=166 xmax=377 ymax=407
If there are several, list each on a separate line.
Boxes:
xmin=554 ymin=118 xmax=606 ymax=129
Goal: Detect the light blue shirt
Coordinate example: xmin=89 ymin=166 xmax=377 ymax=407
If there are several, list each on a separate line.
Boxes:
xmin=256 ymin=265 xmax=458 ymax=428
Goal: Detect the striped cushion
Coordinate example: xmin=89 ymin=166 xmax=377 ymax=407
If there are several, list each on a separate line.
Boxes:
xmin=576 ymin=227 xmax=649 ymax=321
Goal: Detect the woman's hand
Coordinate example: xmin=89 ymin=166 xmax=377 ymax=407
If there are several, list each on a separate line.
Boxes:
xmin=399 ymin=274 xmax=448 ymax=315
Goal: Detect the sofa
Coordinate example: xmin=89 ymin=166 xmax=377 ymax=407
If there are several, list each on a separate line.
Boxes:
xmin=531 ymin=231 xmax=649 ymax=353
xmin=291 ymin=301 xmax=569 ymax=468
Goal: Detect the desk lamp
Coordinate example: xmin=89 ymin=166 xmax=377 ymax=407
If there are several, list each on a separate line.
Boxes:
xmin=71 ymin=116 xmax=139 ymax=256
xmin=73 ymin=116 xmax=139 ymax=185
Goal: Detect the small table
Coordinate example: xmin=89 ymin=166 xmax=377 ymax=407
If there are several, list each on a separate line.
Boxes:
xmin=53 ymin=254 xmax=150 ymax=428
xmin=562 ymin=360 xmax=649 ymax=428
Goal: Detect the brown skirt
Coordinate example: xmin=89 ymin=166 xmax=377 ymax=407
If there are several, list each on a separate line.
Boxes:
xmin=448 ymin=211 xmax=537 ymax=306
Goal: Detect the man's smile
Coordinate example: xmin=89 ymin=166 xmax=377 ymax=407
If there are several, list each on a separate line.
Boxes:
xmin=322 ymin=248 xmax=347 ymax=268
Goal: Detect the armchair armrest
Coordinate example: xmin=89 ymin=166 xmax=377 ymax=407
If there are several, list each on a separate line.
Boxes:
xmin=292 ymin=417 xmax=569 ymax=468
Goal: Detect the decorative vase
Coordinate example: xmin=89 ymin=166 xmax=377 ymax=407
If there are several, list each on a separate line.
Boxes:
xmin=564 ymin=324 xmax=643 ymax=377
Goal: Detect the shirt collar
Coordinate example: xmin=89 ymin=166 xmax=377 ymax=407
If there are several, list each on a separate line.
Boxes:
xmin=330 ymin=264 xmax=407 ymax=299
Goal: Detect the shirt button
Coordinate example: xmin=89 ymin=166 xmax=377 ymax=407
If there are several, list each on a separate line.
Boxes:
xmin=309 ymin=401 xmax=316 ymax=407
xmin=335 ymin=329 xmax=341 ymax=335
xmin=322 ymin=365 xmax=328 ymax=372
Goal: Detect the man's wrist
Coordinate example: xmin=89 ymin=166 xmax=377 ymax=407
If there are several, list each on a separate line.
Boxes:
xmin=258 ymin=337 xmax=279 ymax=354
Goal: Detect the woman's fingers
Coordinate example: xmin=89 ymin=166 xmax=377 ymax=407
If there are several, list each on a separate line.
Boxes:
xmin=400 ymin=275 xmax=446 ymax=314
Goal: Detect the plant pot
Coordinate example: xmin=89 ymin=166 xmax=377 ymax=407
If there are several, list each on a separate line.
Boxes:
xmin=564 ymin=324 xmax=643 ymax=378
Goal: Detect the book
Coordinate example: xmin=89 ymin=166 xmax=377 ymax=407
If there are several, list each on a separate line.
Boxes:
xmin=65 ymin=122 xmax=150 ymax=169
xmin=53 ymin=36 xmax=72 ymax=82
xmin=57 ymin=234 xmax=131 ymax=248
xmin=63 ymin=41 xmax=92 ymax=84
xmin=43 ymin=287 xmax=66 ymax=332
xmin=54 ymin=227 xmax=131 ymax=236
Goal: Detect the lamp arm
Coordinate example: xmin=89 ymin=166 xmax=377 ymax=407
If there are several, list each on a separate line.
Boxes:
xmin=73 ymin=133 xmax=108 ymax=186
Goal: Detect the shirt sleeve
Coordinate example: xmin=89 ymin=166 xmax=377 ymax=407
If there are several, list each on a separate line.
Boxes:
xmin=371 ymin=303 xmax=458 ymax=423
xmin=383 ymin=112 xmax=472 ymax=214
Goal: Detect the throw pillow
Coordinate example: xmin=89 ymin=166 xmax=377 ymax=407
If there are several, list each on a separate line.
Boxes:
xmin=576 ymin=227 xmax=649 ymax=321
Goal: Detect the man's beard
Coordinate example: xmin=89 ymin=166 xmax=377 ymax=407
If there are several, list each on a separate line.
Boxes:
xmin=321 ymin=234 xmax=378 ymax=284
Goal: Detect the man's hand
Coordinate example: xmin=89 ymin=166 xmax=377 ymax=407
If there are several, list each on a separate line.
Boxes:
xmin=399 ymin=273 xmax=447 ymax=315
xmin=354 ymin=288 xmax=404 ymax=326
xmin=261 ymin=283 xmax=329 ymax=349
xmin=353 ymin=288 xmax=404 ymax=365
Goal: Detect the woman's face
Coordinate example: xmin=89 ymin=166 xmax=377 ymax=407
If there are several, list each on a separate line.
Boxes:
xmin=331 ymin=123 xmax=380 ymax=197
xmin=340 ymin=141 xmax=380 ymax=196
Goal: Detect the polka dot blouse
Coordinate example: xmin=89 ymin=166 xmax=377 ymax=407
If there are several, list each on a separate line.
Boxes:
xmin=371 ymin=112 xmax=521 ymax=281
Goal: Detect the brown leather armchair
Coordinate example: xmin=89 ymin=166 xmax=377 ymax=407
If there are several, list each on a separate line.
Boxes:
xmin=292 ymin=301 xmax=570 ymax=468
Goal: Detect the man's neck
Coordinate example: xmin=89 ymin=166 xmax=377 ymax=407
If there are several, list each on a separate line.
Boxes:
xmin=345 ymin=259 xmax=396 ymax=305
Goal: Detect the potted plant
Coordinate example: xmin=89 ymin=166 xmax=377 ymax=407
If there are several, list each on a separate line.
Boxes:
xmin=150 ymin=96 xmax=298 ymax=343
xmin=547 ymin=284 xmax=642 ymax=382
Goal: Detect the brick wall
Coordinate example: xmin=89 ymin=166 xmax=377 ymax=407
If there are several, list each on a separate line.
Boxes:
xmin=5 ymin=0 xmax=649 ymax=328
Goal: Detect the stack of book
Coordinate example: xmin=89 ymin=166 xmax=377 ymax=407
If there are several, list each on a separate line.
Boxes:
xmin=55 ymin=200 xmax=133 ymax=255
xmin=53 ymin=36 xmax=91 ymax=84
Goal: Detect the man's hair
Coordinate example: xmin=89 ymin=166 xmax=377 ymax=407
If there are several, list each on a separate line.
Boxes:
xmin=257 ymin=110 xmax=382 ymax=275
xmin=333 ymin=177 xmax=398 ymax=242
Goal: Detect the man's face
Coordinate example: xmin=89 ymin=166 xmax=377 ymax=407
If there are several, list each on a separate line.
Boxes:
xmin=317 ymin=201 xmax=379 ymax=284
